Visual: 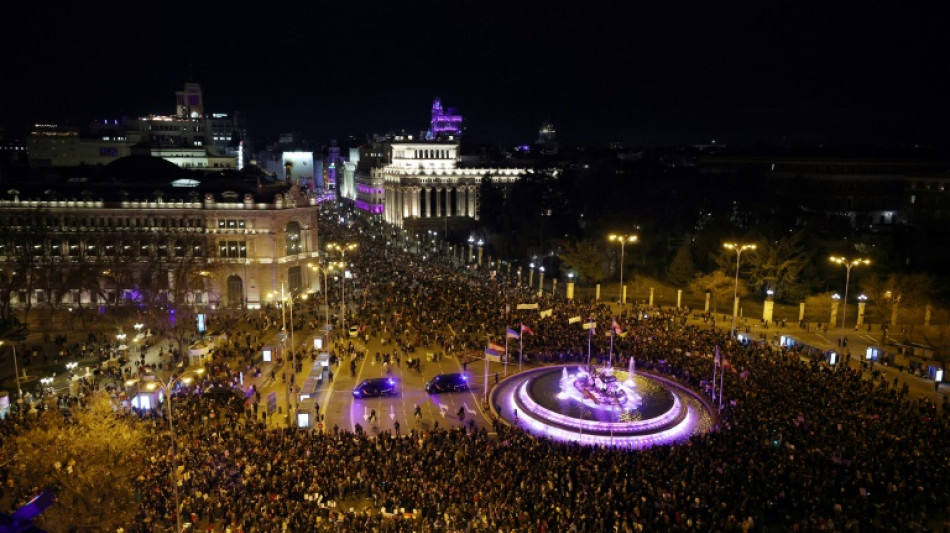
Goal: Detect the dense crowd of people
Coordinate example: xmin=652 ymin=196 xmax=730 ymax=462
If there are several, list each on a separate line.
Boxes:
xmin=2 ymin=204 xmax=949 ymax=532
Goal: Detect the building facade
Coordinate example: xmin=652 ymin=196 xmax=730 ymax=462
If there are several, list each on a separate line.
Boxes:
xmin=354 ymin=140 xmax=524 ymax=230
xmin=28 ymin=82 xmax=246 ymax=170
xmin=0 ymin=161 xmax=319 ymax=312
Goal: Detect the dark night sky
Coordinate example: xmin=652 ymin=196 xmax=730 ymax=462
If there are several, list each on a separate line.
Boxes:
xmin=2 ymin=2 xmax=947 ymax=147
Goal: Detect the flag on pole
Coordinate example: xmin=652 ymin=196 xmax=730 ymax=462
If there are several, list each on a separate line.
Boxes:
xmin=583 ymin=320 xmax=596 ymax=333
xmin=488 ymin=341 xmax=505 ymax=353
xmin=539 ymin=308 xmax=553 ymax=318
xmin=611 ymin=318 xmax=623 ymax=335
xmin=484 ymin=347 xmax=501 ymax=361
xmin=521 ymin=324 xmax=536 ymax=336
xmin=568 ymin=316 xmax=582 ymax=324
xmin=506 ymin=328 xmax=520 ymax=339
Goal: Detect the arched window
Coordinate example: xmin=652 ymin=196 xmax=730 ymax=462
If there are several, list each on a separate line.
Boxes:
xmin=286 ymin=221 xmax=302 ymax=255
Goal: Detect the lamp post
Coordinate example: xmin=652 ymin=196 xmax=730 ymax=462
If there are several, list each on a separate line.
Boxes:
xmin=310 ymin=262 xmax=337 ymax=330
xmin=327 ymin=242 xmax=357 ymax=331
xmin=477 ymin=239 xmax=484 ymax=266
xmin=467 ymin=236 xmax=474 ymax=263
xmin=528 ymin=263 xmax=536 ymax=288
xmin=280 ymin=282 xmax=298 ymax=426
xmin=539 ymin=266 xmax=545 ymax=293
xmin=723 ymin=242 xmax=757 ymax=338
xmin=0 ymin=340 xmax=21 ymax=398
xmin=143 ymin=367 xmax=205 ymax=533
xmin=608 ymin=234 xmax=638 ymax=305
xmin=829 ymin=256 xmax=870 ymax=347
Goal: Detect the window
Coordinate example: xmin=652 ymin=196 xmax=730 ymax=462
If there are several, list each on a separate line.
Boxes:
xmin=218 ymin=240 xmax=246 ymax=258
xmin=285 ymin=222 xmax=302 ymax=255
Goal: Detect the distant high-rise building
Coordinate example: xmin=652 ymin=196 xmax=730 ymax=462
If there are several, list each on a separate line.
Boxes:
xmin=537 ymin=121 xmax=558 ymax=155
xmin=426 ymin=98 xmax=463 ymax=140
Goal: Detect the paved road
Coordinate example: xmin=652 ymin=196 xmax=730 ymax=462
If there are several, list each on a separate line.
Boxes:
xmin=315 ymin=336 xmax=498 ymax=436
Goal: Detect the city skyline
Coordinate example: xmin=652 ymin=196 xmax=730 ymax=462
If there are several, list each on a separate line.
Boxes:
xmin=2 ymin=3 xmax=948 ymax=146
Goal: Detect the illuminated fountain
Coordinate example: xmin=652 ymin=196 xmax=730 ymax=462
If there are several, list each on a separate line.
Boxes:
xmin=492 ymin=364 xmax=714 ymax=448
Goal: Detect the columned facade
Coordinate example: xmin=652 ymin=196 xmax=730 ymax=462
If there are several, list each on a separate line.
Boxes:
xmin=367 ymin=141 xmax=523 ymax=230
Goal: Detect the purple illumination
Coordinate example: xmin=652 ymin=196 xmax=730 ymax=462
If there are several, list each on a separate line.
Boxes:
xmin=515 ymin=380 xmax=685 ymax=434
xmin=427 ymin=97 xmax=463 ymax=139
xmin=491 ymin=366 xmax=713 ymax=449
xmin=357 ymin=184 xmax=384 ymax=195
xmin=355 ymin=200 xmax=384 ymax=214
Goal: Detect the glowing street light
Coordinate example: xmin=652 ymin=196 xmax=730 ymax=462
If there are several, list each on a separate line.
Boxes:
xmin=608 ymin=234 xmax=638 ymax=304
xmin=723 ymin=242 xmax=757 ymax=338
xmin=310 ymin=262 xmax=339 ymax=330
xmin=829 ymin=256 xmax=870 ymax=346
xmin=327 ymin=243 xmax=357 ymax=330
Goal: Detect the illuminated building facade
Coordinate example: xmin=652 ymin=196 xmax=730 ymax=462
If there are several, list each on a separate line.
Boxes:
xmin=426 ymin=98 xmax=463 ymax=140
xmin=356 ymin=140 xmax=524 ymax=230
xmin=27 ymin=82 xmax=246 ymax=170
xmin=0 ymin=157 xmax=319 ymax=310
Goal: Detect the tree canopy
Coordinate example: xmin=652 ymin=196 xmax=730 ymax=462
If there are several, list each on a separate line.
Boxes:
xmin=9 ymin=393 xmax=150 ymax=530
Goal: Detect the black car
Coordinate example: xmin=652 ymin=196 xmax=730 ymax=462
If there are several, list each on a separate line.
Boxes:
xmin=352 ymin=377 xmax=399 ymax=398
xmin=425 ymin=373 xmax=470 ymax=394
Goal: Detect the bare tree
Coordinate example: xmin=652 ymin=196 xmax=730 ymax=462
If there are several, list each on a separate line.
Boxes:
xmin=137 ymin=231 xmax=216 ymax=356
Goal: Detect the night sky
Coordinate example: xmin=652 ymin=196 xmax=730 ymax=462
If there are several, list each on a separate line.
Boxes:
xmin=3 ymin=2 xmax=947 ymax=147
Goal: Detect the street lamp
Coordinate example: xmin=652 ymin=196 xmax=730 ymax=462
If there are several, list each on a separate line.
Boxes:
xmin=829 ymin=256 xmax=870 ymax=346
xmin=327 ymin=242 xmax=357 ymax=330
xmin=143 ymin=367 xmax=205 ymax=533
xmin=310 ymin=262 xmax=338 ymax=331
xmin=529 ymin=263 xmax=536 ymax=288
xmin=280 ymin=282 xmax=298 ymax=425
xmin=0 ymin=340 xmax=22 ymax=398
xmin=723 ymin=242 xmax=757 ymax=338
xmin=608 ymin=234 xmax=638 ymax=304
xmin=467 ymin=236 xmax=475 ymax=263
xmin=477 ymin=239 xmax=484 ymax=266
xmin=539 ymin=266 xmax=546 ymax=293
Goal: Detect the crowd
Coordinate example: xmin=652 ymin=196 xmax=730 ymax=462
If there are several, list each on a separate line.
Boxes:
xmin=1 ymin=204 xmax=949 ymax=532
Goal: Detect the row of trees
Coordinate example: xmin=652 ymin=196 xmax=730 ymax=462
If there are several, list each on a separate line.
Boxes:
xmin=0 ymin=208 xmax=217 ymax=353
xmin=471 ymin=159 xmax=948 ymax=326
